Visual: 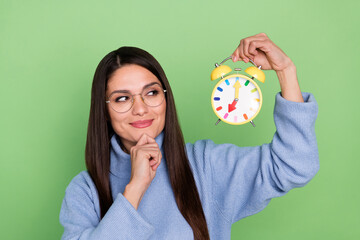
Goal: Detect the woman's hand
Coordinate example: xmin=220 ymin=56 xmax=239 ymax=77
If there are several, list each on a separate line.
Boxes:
xmin=232 ymin=33 xmax=304 ymax=102
xmin=123 ymin=133 xmax=162 ymax=209
xmin=231 ymin=33 xmax=293 ymax=71
xmin=129 ymin=133 xmax=162 ymax=187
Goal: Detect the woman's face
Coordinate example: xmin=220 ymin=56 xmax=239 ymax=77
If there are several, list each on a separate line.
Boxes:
xmin=106 ymin=64 xmax=166 ymax=152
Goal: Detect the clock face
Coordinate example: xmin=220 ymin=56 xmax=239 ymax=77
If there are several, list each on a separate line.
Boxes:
xmin=211 ymin=74 xmax=262 ymax=125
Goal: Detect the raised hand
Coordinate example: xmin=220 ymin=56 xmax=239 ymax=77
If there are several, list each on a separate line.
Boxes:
xmin=123 ymin=133 xmax=162 ymax=209
xmin=232 ymin=33 xmax=304 ymax=102
xmin=231 ymin=33 xmax=293 ymax=72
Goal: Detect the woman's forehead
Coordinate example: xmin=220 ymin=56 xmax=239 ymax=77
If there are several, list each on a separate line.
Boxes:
xmin=107 ymin=64 xmax=161 ymax=92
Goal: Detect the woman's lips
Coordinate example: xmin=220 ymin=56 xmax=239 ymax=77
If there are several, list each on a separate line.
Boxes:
xmin=130 ymin=119 xmax=154 ymax=128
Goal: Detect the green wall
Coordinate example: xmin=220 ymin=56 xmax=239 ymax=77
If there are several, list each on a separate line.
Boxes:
xmin=1 ymin=0 xmax=359 ymax=239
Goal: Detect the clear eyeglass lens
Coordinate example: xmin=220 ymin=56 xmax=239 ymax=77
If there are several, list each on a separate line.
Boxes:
xmin=109 ymin=84 xmax=165 ymax=113
xmin=142 ymin=84 xmax=165 ymax=107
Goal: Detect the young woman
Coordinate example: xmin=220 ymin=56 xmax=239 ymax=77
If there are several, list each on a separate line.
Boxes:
xmin=60 ymin=33 xmax=319 ymax=240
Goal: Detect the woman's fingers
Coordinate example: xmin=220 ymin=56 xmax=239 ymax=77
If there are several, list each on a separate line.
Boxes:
xmin=148 ymin=149 xmax=161 ymax=164
xmin=131 ymin=133 xmax=158 ymax=158
xmin=151 ymin=151 xmax=162 ymax=171
xmin=231 ymin=33 xmax=293 ymax=71
xmin=243 ymin=36 xmax=267 ymax=60
xmin=136 ymin=134 xmax=161 ymax=168
xmin=232 ymin=33 xmax=269 ymax=62
xmin=127 ymin=133 xmax=163 ymax=194
xmin=239 ymin=39 xmax=247 ymax=62
xmin=136 ymin=133 xmax=156 ymax=146
xmin=135 ymin=146 xmax=161 ymax=163
xmin=130 ymin=146 xmax=161 ymax=184
xmin=232 ymin=48 xmax=240 ymax=62
xmin=130 ymin=133 xmax=162 ymax=175
xmin=249 ymin=39 xmax=273 ymax=58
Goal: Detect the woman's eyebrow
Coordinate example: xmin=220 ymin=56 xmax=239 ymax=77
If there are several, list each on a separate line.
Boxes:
xmin=142 ymin=82 xmax=161 ymax=90
xmin=109 ymin=89 xmax=130 ymax=95
xmin=109 ymin=82 xmax=161 ymax=95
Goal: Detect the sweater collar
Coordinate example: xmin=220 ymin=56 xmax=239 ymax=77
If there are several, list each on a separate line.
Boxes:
xmin=109 ymin=132 xmax=165 ymax=177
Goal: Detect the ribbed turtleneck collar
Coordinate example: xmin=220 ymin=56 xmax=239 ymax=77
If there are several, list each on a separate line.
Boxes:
xmin=109 ymin=132 xmax=165 ymax=177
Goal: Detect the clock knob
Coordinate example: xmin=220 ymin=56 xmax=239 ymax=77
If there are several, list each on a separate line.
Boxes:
xmin=245 ymin=66 xmax=266 ymax=83
xmin=211 ymin=65 xmax=232 ymax=81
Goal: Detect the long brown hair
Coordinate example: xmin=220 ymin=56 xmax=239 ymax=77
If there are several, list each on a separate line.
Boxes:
xmin=85 ymin=47 xmax=209 ymax=239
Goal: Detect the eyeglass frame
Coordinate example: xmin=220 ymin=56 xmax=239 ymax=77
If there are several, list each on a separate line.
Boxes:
xmin=105 ymin=84 xmax=167 ymax=113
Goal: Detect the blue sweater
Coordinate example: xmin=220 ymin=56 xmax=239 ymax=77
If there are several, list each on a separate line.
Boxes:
xmin=60 ymin=92 xmax=319 ymax=240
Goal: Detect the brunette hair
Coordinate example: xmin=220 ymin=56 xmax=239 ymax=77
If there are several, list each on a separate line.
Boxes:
xmin=85 ymin=47 xmax=209 ymax=239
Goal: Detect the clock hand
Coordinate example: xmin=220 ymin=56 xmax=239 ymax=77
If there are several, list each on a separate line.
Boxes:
xmin=228 ymin=99 xmax=238 ymax=113
xmin=228 ymin=80 xmax=241 ymax=113
xmin=233 ymin=80 xmax=241 ymax=100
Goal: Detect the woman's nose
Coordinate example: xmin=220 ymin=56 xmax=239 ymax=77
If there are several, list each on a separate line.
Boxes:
xmin=131 ymin=95 xmax=148 ymax=115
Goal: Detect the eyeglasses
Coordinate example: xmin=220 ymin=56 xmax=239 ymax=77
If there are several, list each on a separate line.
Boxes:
xmin=106 ymin=84 xmax=167 ymax=113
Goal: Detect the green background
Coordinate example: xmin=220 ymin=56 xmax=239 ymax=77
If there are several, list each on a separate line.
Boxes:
xmin=1 ymin=0 xmax=359 ymax=239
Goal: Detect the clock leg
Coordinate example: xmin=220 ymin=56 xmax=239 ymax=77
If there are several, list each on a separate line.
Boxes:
xmin=215 ymin=119 xmax=221 ymax=125
xmin=250 ymin=121 xmax=256 ymax=127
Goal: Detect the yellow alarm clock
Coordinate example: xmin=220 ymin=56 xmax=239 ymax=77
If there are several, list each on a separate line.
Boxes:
xmin=210 ymin=56 xmax=265 ymax=127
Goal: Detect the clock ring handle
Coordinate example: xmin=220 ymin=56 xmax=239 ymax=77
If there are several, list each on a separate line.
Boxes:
xmin=215 ymin=56 xmax=260 ymax=69
xmin=216 ymin=56 xmax=232 ymax=66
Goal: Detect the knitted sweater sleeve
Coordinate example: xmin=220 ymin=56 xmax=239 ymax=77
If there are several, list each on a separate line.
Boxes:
xmin=59 ymin=171 xmax=154 ymax=240
xmin=194 ymin=92 xmax=319 ymax=223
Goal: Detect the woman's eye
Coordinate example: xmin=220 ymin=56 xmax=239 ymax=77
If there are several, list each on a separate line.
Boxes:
xmin=147 ymin=90 xmax=159 ymax=96
xmin=115 ymin=96 xmax=129 ymax=102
